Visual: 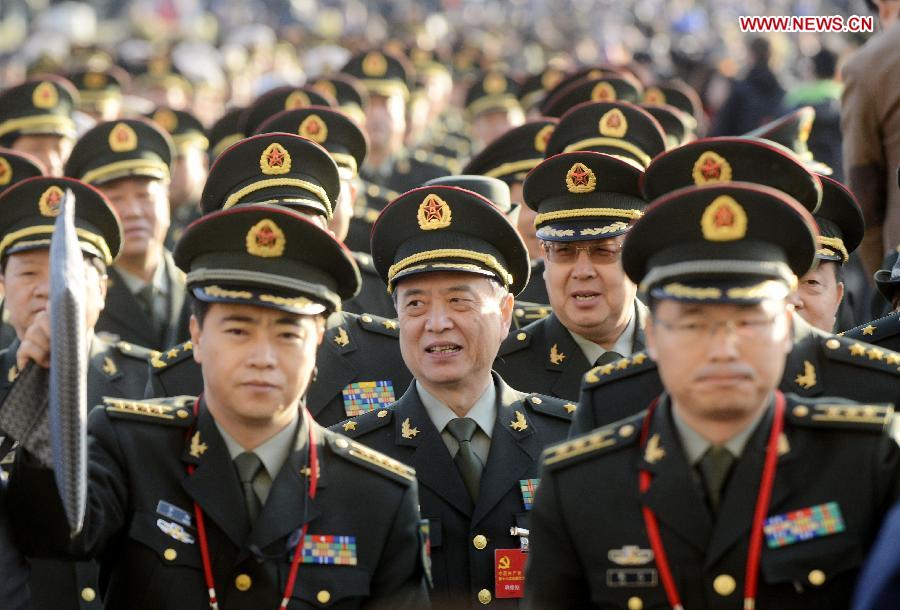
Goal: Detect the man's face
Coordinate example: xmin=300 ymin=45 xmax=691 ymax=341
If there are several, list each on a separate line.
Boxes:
xmin=470 ymin=108 xmax=524 ymax=152
xmin=190 ymin=303 xmax=324 ymax=427
xmin=12 ymin=134 xmax=74 ymax=177
xmin=0 ymin=249 xmax=107 ymax=338
xmin=396 ymin=272 xmax=513 ymax=392
xmin=646 ymin=299 xmax=793 ymax=424
xmin=99 ymin=177 xmax=170 ymax=261
xmin=510 ymin=182 xmax=541 ymax=260
xmin=788 ymin=262 xmax=844 ymax=332
xmin=169 ymin=147 xmax=209 ymax=208
xmin=542 ymin=236 xmax=637 ymax=342
xmin=328 ymin=170 xmax=357 ymax=243
xmin=364 ymin=93 xmax=407 ymax=159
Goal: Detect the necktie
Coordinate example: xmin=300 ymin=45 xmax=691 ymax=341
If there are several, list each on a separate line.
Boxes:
xmin=136 ymin=284 xmax=160 ymax=334
xmin=446 ymin=418 xmax=483 ymax=501
xmin=594 ymin=350 xmax=624 ymax=367
xmin=234 ymin=452 xmax=264 ymax=524
xmin=699 ymin=445 xmax=735 ymax=514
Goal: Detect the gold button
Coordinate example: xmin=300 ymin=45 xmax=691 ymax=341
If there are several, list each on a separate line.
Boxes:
xmin=377 ymin=409 xmax=388 ymax=418
xmin=517 ymin=332 xmax=527 ymax=341
xmin=808 ymin=569 xmax=826 ymax=586
xmin=477 ymin=589 xmax=492 ymax=604
xmin=531 ymin=396 xmax=543 ymax=405
xmin=825 ymin=338 xmax=840 ymax=350
xmin=473 ymin=534 xmax=488 ymax=550
xmin=317 ymin=590 xmax=331 ymax=604
xmin=235 ymin=574 xmax=252 ymax=591
xmin=627 ymin=597 xmax=643 ymax=610
xmin=81 ymin=587 xmax=97 ymax=602
xmin=176 ymin=410 xmax=189 ymax=419
xmin=515 ymin=308 xmax=524 ymax=317
xmin=619 ymin=424 xmax=635 ymax=438
xmin=792 ymin=405 xmax=810 ymax=418
xmin=713 ymin=574 xmax=736 ymax=596
xmin=163 ymin=548 xmax=177 ymax=561
xmin=362 ymin=315 xmax=373 ymax=323
xmin=335 ymin=438 xmax=349 ymax=449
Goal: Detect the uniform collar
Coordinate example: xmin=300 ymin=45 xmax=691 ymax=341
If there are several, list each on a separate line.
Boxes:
xmin=416 ymin=377 xmax=497 ymax=439
xmin=568 ymin=306 xmax=637 ymax=363
xmin=215 ymin=413 xmax=301 ymax=480
xmin=670 ymin=397 xmax=769 ymax=465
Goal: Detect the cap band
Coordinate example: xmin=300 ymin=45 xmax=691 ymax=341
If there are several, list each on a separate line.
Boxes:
xmin=387 ymin=248 xmax=513 ymax=292
xmin=640 ymin=259 xmax=797 ymax=294
xmin=221 ymin=178 xmax=332 ymax=218
xmin=654 ymin=279 xmax=790 ymax=301
xmin=81 ymin=159 xmax=170 ymax=185
xmin=562 ymin=137 xmax=652 ymax=167
xmin=535 ymin=207 xmax=643 ymax=228
xmin=211 ymin=133 xmax=244 ymax=159
xmin=0 ymin=115 xmax=76 ymax=139
xmin=816 ymin=235 xmax=848 ymax=263
xmin=484 ymin=159 xmax=542 ymax=179
xmin=0 ymin=224 xmax=113 ymax=264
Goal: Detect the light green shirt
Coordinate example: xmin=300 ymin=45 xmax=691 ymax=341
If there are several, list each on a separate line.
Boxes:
xmin=569 ymin=310 xmax=637 ymax=364
xmin=418 ymin=379 xmax=496 ymax=465
xmin=216 ymin=415 xmax=299 ymax=504
xmin=671 ymin=401 xmax=767 ymax=465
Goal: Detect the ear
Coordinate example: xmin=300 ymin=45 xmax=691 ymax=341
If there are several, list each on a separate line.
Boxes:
xmin=189 ymin=315 xmax=202 ymax=364
xmin=499 ymin=290 xmax=515 ymax=334
xmin=644 ymin=315 xmax=659 ymax=361
xmin=782 ymin=307 xmax=795 ymax=355
xmin=314 ymin=315 xmax=326 ymax=346
xmin=98 ymin=273 xmax=108 ymax=308
xmin=835 ymin=281 xmax=845 ymax=308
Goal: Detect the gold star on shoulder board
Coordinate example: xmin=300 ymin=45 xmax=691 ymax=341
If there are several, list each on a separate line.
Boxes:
xmin=510 ymin=410 xmax=528 ymax=432
xmin=401 ymin=417 xmax=419 ymax=439
xmin=343 ymin=420 xmax=358 ymax=432
xmin=631 ymin=353 xmax=647 ymax=365
xmin=549 ymin=343 xmax=566 ymax=365
xmin=867 ymin=348 xmax=885 ymax=361
xmin=862 ymin=325 xmax=876 ymax=336
xmin=616 ymin=358 xmax=630 ymax=370
xmin=167 ymin=347 xmax=180 ymax=359
xmin=886 ymin=353 xmax=900 ymax=366
xmin=564 ymin=403 xmax=577 ymax=414
xmin=849 ymin=343 xmax=867 ymax=357
xmin=644 ymin=434 xmax=665 ymax=464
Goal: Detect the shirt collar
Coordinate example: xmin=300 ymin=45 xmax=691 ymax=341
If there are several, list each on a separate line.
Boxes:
xmin=569 ymin=307 xmax=637 ymax=363
xmin=417 ymin=378 xmax=497 ymax=439
xmin=116 ymin=259 xmax=168 ymax=296
xmin=671 ymin=399 xmax=768 ymax=465
xmin=215 ymin=414 xmax=300 ymax=479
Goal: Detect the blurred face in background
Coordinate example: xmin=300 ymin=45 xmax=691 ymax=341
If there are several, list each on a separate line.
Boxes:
xmin=12 ymin=134 xmax=73 ymax=176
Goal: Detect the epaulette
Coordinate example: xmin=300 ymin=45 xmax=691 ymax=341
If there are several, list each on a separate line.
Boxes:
xmin=103 ymin=395 xmax=196 ymax=427
xmin=355 ymin=313 xmax=400 ymax=338
xmin=523 ymin=393 xmax=576 ymax=420
xmin=819 ymin=334 xmax=900 ymax=374
xmin=582 ymin=351 xmax=656 ymax=388
xmin=841 ymin=313 xmax=900 ymax=344
xmin=541 ymin=412 xmax=645 ymax=469
xmin=148 ymin=341 xmax=194 ymax=371
xmin=113 ymin=339 xmax=156 ymax=361
xmin=785 ymin=396 xmax=894 ymax=433
xmin=352 ymin=251 xmax=377 ymax=274
xmin=334 ymin=406 xmax=395 ymax=438
xmin=326 ymin=430 xmax=415 ymax=484
xmin=513 ymin=302 xmax=552 ymax=325
xmin=498 ymin=328 xmax=533 ymax=356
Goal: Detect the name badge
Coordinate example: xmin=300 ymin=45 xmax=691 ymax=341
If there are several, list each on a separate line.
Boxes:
xmin=495 ymin=548 xmax=527 ymax=599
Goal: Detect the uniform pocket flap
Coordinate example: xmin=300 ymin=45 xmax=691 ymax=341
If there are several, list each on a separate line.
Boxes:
xmin=127 ymin=510 xmax=201 ymax=568
xmin=291 ymin=565 xmax=371 ymax=606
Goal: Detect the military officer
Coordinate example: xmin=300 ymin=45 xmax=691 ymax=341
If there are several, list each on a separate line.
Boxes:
xmin=237 ymin=85 xmax=335 ymax=137
xmin=462 ymin=119 xmax=559 ymax=304
xmin=309 ymin=74 xmax=369 ymax=128
xmin=493 ymin=151 xmax=650 ymax=401
xmin=6 ymin=204 xmax=429 ymax=609
xmin=541 ymin=75 xmax=643 ymax=118
xmin=256 ymin=106 xmax=395 ymax=318
xmin=67 ymin=67 xmax=127 ymax=123
xmin=843 ymin=251 xmax=900 ymax=351
xmin=642 ymin=79 xmax=706 ymax=136
xmin=333 ymin=185 xmax=573 ymax=609
xmin=572 ymin=139 xmax=900 ymax=434
xmin=463 ymin=70 xmax=525 ymax=154
xmin=64 ymin=117 xmax=190 ymax=350
xmin=207 ymin=106 xmax=244 ymax=163
xmin=0 ymin=77 xmax=79 ymax=176
xmin=641 ymin=103 xmax=696 ymax=149
xmin=146 ymin=132 xmax=412 ymax=427
xmin=0 ymin=176 xmax=151 ymax=610
xmin=525 ymin=182 xmax=900 ymax=610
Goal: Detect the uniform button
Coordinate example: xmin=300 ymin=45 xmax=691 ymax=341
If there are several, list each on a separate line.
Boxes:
xmin=176 ymin=410 xmax=189 ymax=419
xmin=335 ymin=438 xmax=349 ymax=449
xmin=473 ymin=534 xmax=488 ymax=550
xmin=825 ymin=338 xmax=840 ymax=350
xmin=517 ymin=332 xmax=527 ymax=341
xmin=235 ymin=574 xmax=252 ymax=591
xmin=531 ymin=396 xmax=543 ymax=405
xmin=618 ymin=424 xmax=635 ymax=438
xmin=627 ymin=597 xmax=643 ymax=610
xmin=317 ymin=589 xmax=331 ymax=604
xmin=163 ymin=548 xmax=177 ymax=561
xmin=515 ymin=308 xmax=524 ymax=317
xmin=377 ymin=409 xmax=388 ymax=418
xmin=81 ymin=587 xmax=97 ymax=602
xmin=477 ymin=589 xmax=492 ymax=604
xmin=808 ymin=569 xmax=826 ymax=586
xmin=713 ymin=574 xmax=736 ymax=596
xmin=362 ymin=315 xmax=373 ymax=323
xmin=792 ymin=405 xmax=810 ymax=418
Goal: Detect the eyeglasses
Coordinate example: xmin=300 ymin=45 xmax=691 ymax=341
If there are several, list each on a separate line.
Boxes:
xmin=652 ymin=316 xmax=780 ymax=342
xmin=541 ymin=241 xmax=622 ymax=265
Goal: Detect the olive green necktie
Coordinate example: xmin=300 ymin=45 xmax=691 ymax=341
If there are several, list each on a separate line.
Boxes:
xmin=234 ymin=452 xmax=264 ymax=524
xmin=446 ymin=418 xmax=483 ymax=502
xmin=594 ymin=350 xmax=624 ymax=367
xmin=699 ymin=445 xmax=735 ymax=514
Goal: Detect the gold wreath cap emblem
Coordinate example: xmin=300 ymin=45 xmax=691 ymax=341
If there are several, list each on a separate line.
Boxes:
xmin=246 ymin=218 xmax=286 ymax=257
xmin=285 ymin=90 xmax=311 ymax=110
xmin=152 ymin=108 xmax=178 ymax=133
xmin=38 ymin=185 xmax=64 ymax=217
xmin=84 ymin=72 xmax=107 ymax=90
xmin=313 ymin=80 xmax=337 ymax=100
xmin=692 ymin=151 xmax=732 ymax=186
xmin=644 ymin=87 xmax=666 ymax=105
xmin=32 ymin=81 xmax=59 ymax=109
xmin=260 ymin=142 xmax=292 ymax=175
xmin=700 ymin=195 xmax=748 ymax=242
xmin=0 ymin=157 xmax=12 ymax=186
xmin=534 ymin=124 xmax=554 ymax=153
xmin=483 ymin=72 xmax=507 ymax=95
xmin=598 ymin=108 xmax=628 ymax=138
xmin=298 ymin=115 xmax=328 ymax=143
xmin=362 ymin=52 xmax=388 ymax=77
xmin=109 ymin=122 xmax=138 ymax=153
xmin=565 ymin=162 xmax=597 ymax=193
xmin=417 ymin=194 xmax=452 ymax=230
xmin=591 ymin=81 xmax=616 ymax=102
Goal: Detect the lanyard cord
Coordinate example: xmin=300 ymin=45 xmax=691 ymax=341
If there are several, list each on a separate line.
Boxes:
xmin=186 ymin=398 xmax=319 ymax=610
xmin=638 ymin=392 xmax=785 ymax=610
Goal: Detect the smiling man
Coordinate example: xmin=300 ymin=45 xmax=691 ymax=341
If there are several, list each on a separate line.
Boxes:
xmin=333 ymin=185 xmax=573 ymax=608
xmin=5 ymin=204 xmax=429 ymax=609
xmin=524 ymin=183 xmax=900 ymax=610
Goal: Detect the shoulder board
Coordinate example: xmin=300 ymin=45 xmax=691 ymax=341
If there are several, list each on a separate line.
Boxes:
xmin=498 ymin=328 xmax=533 ymax=356
xmin=103 ymin=396 xmax=196 ymax=426
xmin=842 ymin=313 xmax=900 ymax=344
xmin=352 ymin=251 xmax=377 ymax=274
xmin=332 ymin=407 xmax=395 ymax=438
xmin=582 ymin=351 xmax=656 ymax=389
xmin=524 ymin=393 xmax=576 ymax=421
xmin=785 ymin=396 xmax=894 ymax=433
xmin=513 ymin=302 xmax=552 ymax=325
xmin=355 ymin=313 xmax=400 ymax=338
xmin=112 ymin=339 xmax=156 ymax=361
xmin=541 ymin=412 xmax=645 ymax=469
xmin=819 ymin=334 xmax=900 ymax=374
xmin=326 ymin=431 xmax=415 ymax=484
xmin=147 ymin=341 xmax=194 ymax=371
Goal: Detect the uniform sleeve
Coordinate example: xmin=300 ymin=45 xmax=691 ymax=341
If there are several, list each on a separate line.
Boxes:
xmin=363 ymin=481 xmax=430 ymax=610
xmin=523 ymin=465 xmax=591 ymax=610
xmin=7 ymin=406 xmax=129 ymax=560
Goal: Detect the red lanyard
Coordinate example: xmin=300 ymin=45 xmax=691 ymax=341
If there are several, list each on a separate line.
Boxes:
xmin=186 ymin=399 xmax=319 ymax=610
xmin=638 ymin=392 xmax=785 ymax=610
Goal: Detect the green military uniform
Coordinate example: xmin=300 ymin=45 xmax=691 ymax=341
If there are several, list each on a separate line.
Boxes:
xmin=525 ymin=179 xmax=900 ymax=610
xmin=492 ymin=151 xmax=650 ymax=400
xmin=5 ymin=204 xmax=429 ymax=608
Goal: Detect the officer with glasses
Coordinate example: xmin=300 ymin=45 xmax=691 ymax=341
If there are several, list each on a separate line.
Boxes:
xmin=493 ymin=151 xmax=650 ymax=401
